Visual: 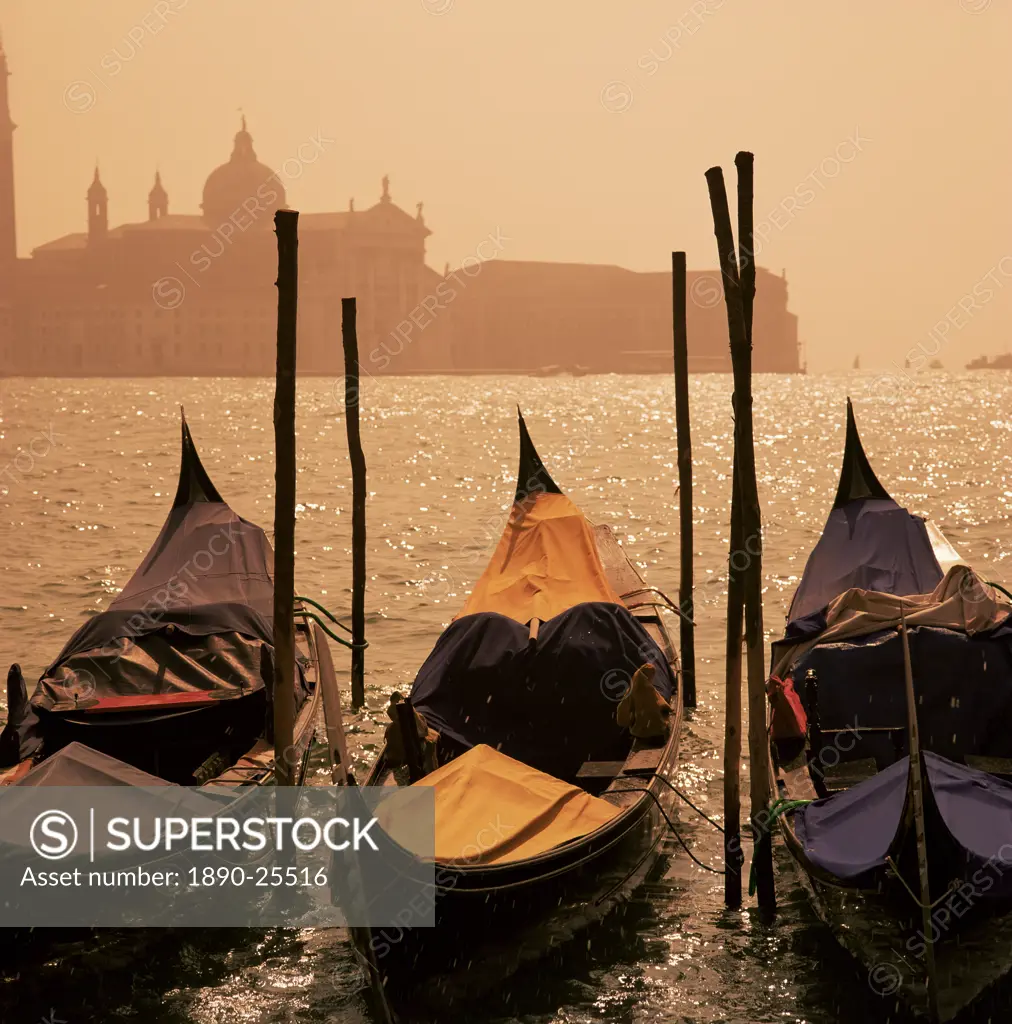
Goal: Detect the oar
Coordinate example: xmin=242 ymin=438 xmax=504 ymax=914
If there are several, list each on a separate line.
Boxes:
xmin=313 ymin=626 xmax=397 ymax=1024
xmin=899 ymin=607 xmax=940 ymax=1022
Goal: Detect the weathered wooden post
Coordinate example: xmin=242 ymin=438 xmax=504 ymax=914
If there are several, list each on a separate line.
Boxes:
xmin=341 ymin=297 xmax=367 ymax=711
xmin=671 ymin=251 xmax=696 ymax=709
xmin=721 ymin=150 xmax=758 ymax=908
xmin=272 ymin=209 xmax=299 ymax=785
xmin=705 ymin=158 xmax=776 ymax=917
xmin=899 ymin=610 xmax=939 ymax=1020
xmin=723 ymin=461 xmax=744 ymax=907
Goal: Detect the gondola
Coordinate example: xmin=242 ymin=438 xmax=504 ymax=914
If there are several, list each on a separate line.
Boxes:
xmin=0 ymin=410 xmax=327 ymax=791
xmin=345 ymin=409 xmax=684 ymax=1016
xmin=769 ymin=399 xmax=1012 ymax=1022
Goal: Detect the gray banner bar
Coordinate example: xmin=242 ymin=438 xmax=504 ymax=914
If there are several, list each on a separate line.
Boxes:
xmin=0 ymin=785 xmax=435 ymax=928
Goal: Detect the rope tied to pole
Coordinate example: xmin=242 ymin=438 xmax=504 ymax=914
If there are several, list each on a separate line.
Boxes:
xmin=747 ymin=797 xmax=811 ymax=896
xmin=295 ymin=595 xmax=354 ymax=633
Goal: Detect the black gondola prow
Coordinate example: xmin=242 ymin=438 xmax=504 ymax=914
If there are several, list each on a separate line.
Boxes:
xmin=834 ymin=398 xmax=891 ymax=509
xmin=516 ymin=407 xmax=563 ymax=504
xmin=174 ymin=407 xmax=224 ymax=507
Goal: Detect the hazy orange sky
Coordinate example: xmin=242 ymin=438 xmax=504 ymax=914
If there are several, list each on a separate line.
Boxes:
xmin=4 ymin=1 xmax=1010 ymax=370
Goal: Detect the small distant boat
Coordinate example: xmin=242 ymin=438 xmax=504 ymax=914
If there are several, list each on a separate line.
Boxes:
xmin=966 ymin=353 xmax=1012 ymax=370
xmin=852 ymin=355 xmax=860 ymax=370
xmin=345 ymin=409 xmax=684 ymax=1014
xmin=769 ymin=399 xmax=1012 ymax=1022
xmin=928 ymin=358 xmax=943 ymax=370
xmin=531 ymin=365 xmax=591 ymax=377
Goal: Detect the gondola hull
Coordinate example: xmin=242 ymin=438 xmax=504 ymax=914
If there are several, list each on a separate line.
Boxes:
xmin=771 ymin=399 xmax=1012 ymax=1021
xmin=775 ymin=763 xmax=1012 ymax=1022
xmin=347 ymin=508 xmax=684 ymax=1014
xmin=355 ymin=666 xmax=682 ymax=1013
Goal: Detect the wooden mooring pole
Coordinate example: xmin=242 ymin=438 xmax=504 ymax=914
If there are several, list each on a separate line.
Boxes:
xmin=723 ymin=461 xmax=744 ymax=908
xmin=671 ymin=251 xmax=696 ymax=710
xmin=272 ymin=209 xmax=299 ymax=786
xmin=705 ymin=157 xmax=776 ymax=918
xmin=341 ymin=297 xmax=367 ymax=711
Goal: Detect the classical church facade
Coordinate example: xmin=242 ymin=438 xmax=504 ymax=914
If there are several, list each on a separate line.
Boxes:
xmin=3 ymin=96 xmax=438 ymax=376
xmin=0 ymin=40 xmax=801 ymax=378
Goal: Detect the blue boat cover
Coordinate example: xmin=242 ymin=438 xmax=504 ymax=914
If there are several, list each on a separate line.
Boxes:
xmin=795 ymin=751 xmax=1012 ymax=897
xmin=925 ymin=751 xmax=1012 ymax=897
xmin=788 ymin=498 xmax=943 ymax=625
xmin=409 ymin=601 xmax=675 ymax=781
xmin=794 ymin=755 xmax=909 ymax=881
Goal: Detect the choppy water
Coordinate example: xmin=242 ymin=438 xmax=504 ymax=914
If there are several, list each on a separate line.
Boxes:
xmin=1 ymin=372 xmax=1011 ymax=1024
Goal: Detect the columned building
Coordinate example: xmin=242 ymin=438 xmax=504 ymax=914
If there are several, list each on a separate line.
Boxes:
xmin=0 ymin=37 xmax=801 ymax=377
xmin=8 ymin=112 xmax=437 ymax=376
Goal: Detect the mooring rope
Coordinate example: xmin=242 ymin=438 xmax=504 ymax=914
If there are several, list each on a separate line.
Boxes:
xmin=295 ymin=595 xmax=354 ymax=633
xmin=642 ymin=772 xmax=725 ymax=833
xmin=747 ymin=797 xmax=811 ymax=895
xmin=618 ymin=787 xmax=725 ymax=874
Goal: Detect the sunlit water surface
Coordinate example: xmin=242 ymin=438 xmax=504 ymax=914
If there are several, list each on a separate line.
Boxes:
xmin=1 ymin=372 xmax=1011 ymax=1024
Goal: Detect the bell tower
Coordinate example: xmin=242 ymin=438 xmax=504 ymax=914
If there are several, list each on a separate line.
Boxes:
xmin=148 ymin=171 xmax=168 ymax=221
xmin=87 ymin=167 xmax=108 ymax=244
xmin=0 ymin=33 xmax=17 ymax=272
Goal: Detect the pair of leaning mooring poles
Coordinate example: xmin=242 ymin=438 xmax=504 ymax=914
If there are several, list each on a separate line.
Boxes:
xmin=272 ymin=211 xmax=369 ymax=785
xmin=703 ymin=153 xmax=775 ymax=917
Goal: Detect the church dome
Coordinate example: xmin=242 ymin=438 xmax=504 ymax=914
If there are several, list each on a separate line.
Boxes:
xmin=201 ymin=117 xmax=285 ymax=228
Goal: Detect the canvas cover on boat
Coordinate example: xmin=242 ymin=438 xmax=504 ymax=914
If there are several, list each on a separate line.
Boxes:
xmin=377 ymin=743 xmax=621 ymax=865
xmin=410 ymin=601 xmax=675 ymax=781
xmin=794 ymin=752 xmax=1012 ymax=898
xmin=787 ymin=400 xmax=943 ymax=626
xmin=924 ymin=751 xmax=1012 ymax=899
xmin=15 ymin=740 xmax=176 ymax=787
xmin=774 ymin=567 xmax=1012 ymax=769
xmin=794 ymin=755 xmax=909 ymax=882
xmin=777 ymin=564 xmax=1010 ymax=672
xmin=788 ymin=498 xmax=943 ymax=625
xmin=455 ymin=490 xmax=623 ymax=625
xmin=31 ymin=416 xmax=278 ymax=713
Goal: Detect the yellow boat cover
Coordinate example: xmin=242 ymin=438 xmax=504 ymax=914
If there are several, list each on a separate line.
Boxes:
xmin=376 ymin=743 xmax=622 ymax=866
xmin=455 ymin=491 xmax=623 ymax=624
